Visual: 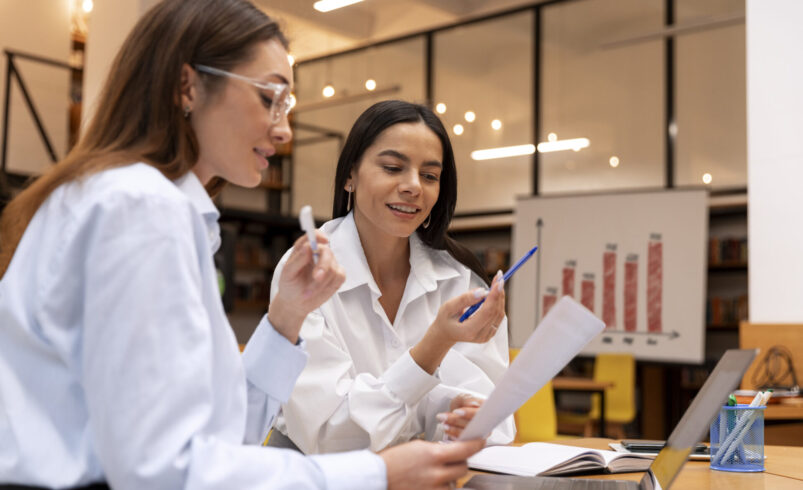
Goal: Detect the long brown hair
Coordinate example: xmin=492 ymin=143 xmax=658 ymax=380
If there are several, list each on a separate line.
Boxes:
xmin=0 ymin=0 xmax=287 ymax=278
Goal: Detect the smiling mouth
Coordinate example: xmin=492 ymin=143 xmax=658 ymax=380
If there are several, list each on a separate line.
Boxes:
xmin=387 ymin=203 xmax=420 ymax=215
xmin=254 ymin=147 xmax=274 ymax=160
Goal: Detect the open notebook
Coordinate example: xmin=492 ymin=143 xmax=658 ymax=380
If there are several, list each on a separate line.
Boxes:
xmin=469 ymin=442 xmax=652 ymax=477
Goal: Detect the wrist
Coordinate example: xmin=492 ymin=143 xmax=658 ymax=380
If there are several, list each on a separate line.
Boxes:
xmin=410 ymin=327 xmax=455 ymax=374
xmin=267 ymin=296 xmax=305 ymax=344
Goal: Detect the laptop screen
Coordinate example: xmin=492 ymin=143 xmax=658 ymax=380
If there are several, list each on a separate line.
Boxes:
xmin=641 ymin=349 xmax=757 ymax=489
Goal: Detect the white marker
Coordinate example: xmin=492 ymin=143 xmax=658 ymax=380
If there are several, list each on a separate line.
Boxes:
xmin=299 ymin=205 xmax=318 ymax=264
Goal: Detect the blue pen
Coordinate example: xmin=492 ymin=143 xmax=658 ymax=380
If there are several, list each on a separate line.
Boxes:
xmin=459 ymin=245 xmax=538 ymax=322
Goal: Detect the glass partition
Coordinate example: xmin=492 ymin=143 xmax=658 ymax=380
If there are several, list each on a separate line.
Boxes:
xmin=675 ymin=0 xmax=746 ymax=188
xmin=540 ymin=0 xmax=664 ymax=193
xmin=432 ymin=11 xmax=534 ymax=213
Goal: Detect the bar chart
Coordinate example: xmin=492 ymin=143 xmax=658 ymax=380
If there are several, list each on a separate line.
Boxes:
xmin=510 ymin=190 xmax=707 ymax=363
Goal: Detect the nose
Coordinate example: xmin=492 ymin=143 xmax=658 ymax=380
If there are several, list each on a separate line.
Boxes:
xmin=398 ymin=169 xmax=422 ymax=197
xmin=270 ymin=114 xmax=293 ymax=145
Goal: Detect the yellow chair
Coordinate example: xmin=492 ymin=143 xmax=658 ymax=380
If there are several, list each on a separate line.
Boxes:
xmin=558 ymin=353 xmax=636 ymax=439
xmin=510 ymin=348 xmax=563 ymax=442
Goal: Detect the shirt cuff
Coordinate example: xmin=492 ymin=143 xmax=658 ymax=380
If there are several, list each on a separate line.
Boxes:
xmin=310 ymin=450 xmax=386 ymax=490
xmin=242 ymin=314 xmax=308 ymax=403
xmin=381 ymin=349 xmax=440 ymax=406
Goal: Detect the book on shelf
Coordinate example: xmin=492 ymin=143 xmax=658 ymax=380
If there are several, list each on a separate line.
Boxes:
xmin=706 ymin=295 xmax=748 ymax=326
xmin=709 ymin=236 xmax=747 ymax=265
xmin=468 ymin=442 xmax=652 ymax=477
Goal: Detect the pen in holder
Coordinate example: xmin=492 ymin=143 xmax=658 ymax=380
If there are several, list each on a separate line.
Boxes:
xmin=709 ymin=404 xmax=765 ymax=472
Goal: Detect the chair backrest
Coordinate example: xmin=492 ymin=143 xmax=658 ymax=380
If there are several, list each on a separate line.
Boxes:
xmin=590 ymin=352 xmax=636 ymax=423
xmin=510 ymin=348 xmax=558 ymax=442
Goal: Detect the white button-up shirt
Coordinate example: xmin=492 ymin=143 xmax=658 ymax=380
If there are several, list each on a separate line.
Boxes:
xmin=0 ymin=164 xmax=385 ymax=489
xmin=245 ymin=213 xmax=515 ymax=454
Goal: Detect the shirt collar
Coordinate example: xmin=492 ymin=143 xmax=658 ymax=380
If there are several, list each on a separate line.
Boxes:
xmin=173 ymin=171 xmax=221 ymax=252
xmin=328 ymin=212 xmax=461 ymax=295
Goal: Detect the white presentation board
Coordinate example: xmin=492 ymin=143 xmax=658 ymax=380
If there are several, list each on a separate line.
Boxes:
xmin=509 ymin=189 xmax=708 ymax=364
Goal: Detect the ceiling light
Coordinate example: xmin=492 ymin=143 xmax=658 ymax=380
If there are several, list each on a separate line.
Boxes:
xmin=471 ymin=144 xmax=535 ymax=161
xmin=435 ymin=103 xmax=446 ymax=114
xmin=313 ymin=0 xmax=364 ymax=12
xmin=491 ymin=119 xmax=502 ymax=130
xmin=702 ymin=173 xmax=713 ymax=184
xmin=547 ymin=132 xmax=557 ymax=142
xmin=536 ymin=137 xmax=590 ymax=153
xmin=464 ymin=111 xmax=476 ymax=123
xmin=453 ymin=124 xmax=464 ymax=136
xmin=609 ymin=156 xmax=620 ymax=168
xmin=82 ymin=0 xmax=93 ymax=13
xmin=322 ymin=84 xmax=335 ymax=98
xmin=364 ymin=79 xmax=376 ymax=91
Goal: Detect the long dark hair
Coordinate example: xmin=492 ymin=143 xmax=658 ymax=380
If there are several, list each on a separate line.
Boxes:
xmin=0 ymin=0 xmax=287 ymax=277
xmin=332 ymin=100 xmax=488 ymax=284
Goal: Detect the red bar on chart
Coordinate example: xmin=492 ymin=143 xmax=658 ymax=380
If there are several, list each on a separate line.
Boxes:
xmin=581 ymin=273 xmax=595 ymax=313
xmin=562 ymin=260 xmax=576 ymax=298
xmin=543 ymin=287 xmax=558 ymax=318
xmin=624 ymin=254 xmax=638 ymax=332
xmin=602 ymin=244 xmax=617 ymax=329
xmin=647 ymin=234 xmax=663 ymax=333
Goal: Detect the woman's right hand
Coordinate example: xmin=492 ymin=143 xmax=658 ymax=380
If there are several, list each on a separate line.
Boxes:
xmin=268 ymin=230 xmax=345 ymax=343
xmin=410 ymin=271 xmax=506 ymax=374
xmin=433 ymin=270 xmax=506 ymax=344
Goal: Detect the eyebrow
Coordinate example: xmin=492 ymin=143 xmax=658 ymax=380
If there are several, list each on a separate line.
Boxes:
xmin=378 ymin=149 xmax=443 ymax=169
xmin=259 ymin=72 xmax=290 ymax=86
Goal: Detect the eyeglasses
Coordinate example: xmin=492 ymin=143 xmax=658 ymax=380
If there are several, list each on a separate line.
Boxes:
xmin=195 ymin=64 xmax=296 ymax=124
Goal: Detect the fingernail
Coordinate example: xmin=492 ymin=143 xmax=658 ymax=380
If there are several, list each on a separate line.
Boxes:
xmin=495 ymin=270 xmax=503 ymax=280
xmin=443 ymin=423 xmax=452 ymax=431
xmin=496 ymin=279 xmax=504 ymax=291
xmin=454 ymin=409 xmax=466 ymax=417
xmin=469 ymin=401 xmax=481 ymax=407
xmin=436 ymin=413 xmax=448 ymax=422
xmin=473 ymin=288 xmax=488 ymax=299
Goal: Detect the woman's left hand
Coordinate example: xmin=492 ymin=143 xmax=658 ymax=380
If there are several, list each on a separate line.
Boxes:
xmin=437 ymin=394 xmax=484 ymax=440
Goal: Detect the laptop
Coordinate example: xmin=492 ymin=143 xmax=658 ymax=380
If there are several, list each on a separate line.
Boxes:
xmin=464 ymin=348 xmax=758 ymax=490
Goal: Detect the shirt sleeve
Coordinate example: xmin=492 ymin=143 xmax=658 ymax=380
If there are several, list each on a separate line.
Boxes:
xmin=242 ymin=314 xmax=308 ymax=445
xmin=66 ymin=193 xmax=386 ymax=490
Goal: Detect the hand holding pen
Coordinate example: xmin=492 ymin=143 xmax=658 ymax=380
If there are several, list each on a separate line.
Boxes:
xmin=268 ymin=205 xmax=345 ymax=343
xmin=459 ymin=246 xmax=538 ymax=322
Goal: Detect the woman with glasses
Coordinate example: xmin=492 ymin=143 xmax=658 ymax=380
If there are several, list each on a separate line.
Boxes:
xmin=247 ymin=100 xmax=515 ymax=455
xmin=0 ymin=1 xmax=484 ymax=489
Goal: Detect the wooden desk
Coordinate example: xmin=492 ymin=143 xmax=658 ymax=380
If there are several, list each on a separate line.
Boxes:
xmin=552 ymin=377 xmax=614 ymax=438
xmin=765 ymin=397 xmax=803 ymax=420
xmin=459 ymin=438 xmax=803 ymax=489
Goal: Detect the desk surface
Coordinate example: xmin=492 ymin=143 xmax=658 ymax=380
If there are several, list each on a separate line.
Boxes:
xmin=765 ymin=397 xmax=803 ymax=420
xmin=459 ymin=438 xmax=803 ymax=489
xmin=552 ymin=377 xmax=614 ymax=391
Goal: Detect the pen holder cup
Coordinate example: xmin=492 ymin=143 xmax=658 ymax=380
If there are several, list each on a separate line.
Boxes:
xmin=709 ymin=405 xmax=765 ymax=472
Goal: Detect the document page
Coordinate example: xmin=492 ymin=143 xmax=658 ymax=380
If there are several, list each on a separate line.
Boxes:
xmin=459 ymin=296 xmax=604 ymax=441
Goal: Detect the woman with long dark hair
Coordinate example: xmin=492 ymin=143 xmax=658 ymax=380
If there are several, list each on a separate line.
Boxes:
xmin=250 ymin=100 xmax=515 ymax=455
xmin=0 ymin=2 xmax=483 ymax=489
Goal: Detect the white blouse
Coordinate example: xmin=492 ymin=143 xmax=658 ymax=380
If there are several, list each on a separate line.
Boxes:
xmin=245 ymin=213 xmax=515 ymax=454
xmin=0 ymin=164 xmax=385 ymax=489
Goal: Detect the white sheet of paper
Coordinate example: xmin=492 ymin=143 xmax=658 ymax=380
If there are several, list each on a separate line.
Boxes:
xmin=458 ymin=296 xmax=605 ymax=441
